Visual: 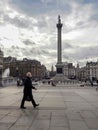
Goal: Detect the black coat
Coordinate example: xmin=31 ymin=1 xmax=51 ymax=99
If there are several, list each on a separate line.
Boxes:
xmin=23 ymin=77 xmax=35 ymax=96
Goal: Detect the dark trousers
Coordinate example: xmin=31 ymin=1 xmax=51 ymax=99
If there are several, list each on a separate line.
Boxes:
xmin=20 ymin=94 xmax=36 ymax=107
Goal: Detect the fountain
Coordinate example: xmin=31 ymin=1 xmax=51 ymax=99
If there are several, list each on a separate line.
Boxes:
xmin=1 ymin=68 xmax=16 ymax=86
xmin=2 ymin=68 xmax=10 ymax=78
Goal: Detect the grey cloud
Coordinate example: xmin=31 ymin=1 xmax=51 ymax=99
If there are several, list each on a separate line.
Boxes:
xmin=63 ymin=42 xmax=73 ymax=49
xmin=41 ymin=50 xmax=49 ymax=55
xmin=6 ymin=47 xmax=35 ymax=59
xmin=23 ymin=50 xmax=34 ymax=57
xmin=12 ymin=46 xmax=16 ymax=49
xmin=20 ymin=47 xmax=45 ymax=58
xmin=4 ymin=47 xmax=20 ymax=58
xmin=9 ymin=0 xmax=72 ymax=16
xmin=63 ymin=54 xmax=69 ymax=60
xmin=3 ymin=0 xmax=97 ymax=34
xmin=81 ymin=0 xmax=98 ymax=4
xmin=90 ymin=13 xmax=98 ymax=21
xmin=62 ymin=0 xmax=98 ymax=5
xmin=36 ymin=18 xmax=47 ymax=29
xmin=3 ymin=14 xmax=31 ymax=28
xmin=23 ymin=40 xmax=36 ymax=46
xmin=63 ymin=46 xmax=98 ymax=61
xmin=3 ymin=37 xmax=10 ymax=40
xmin=4 ymin=46 xmax=33 ymax=59
xmin=80 ymin=46 xmax=98 ymax=59
xmin=9 ymin=0 xmax=53 ymax=16
xmin=42 ymin=49 xmax=56 ymax=58
xmin=22 ymin=46 xmax=56 ymax=59
xmin=11 ymin=46 xmax=20 ymax=49
xmin=36 ymin=16 xmax=56 ymax=34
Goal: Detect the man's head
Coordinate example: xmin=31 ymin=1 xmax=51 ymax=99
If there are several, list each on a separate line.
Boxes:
xmin=26 ymin=72 xmax=32 ymax=77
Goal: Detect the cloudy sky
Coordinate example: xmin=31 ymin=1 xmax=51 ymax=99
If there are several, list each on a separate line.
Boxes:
xmin=0 ymin=0 xmax=98 ymax=70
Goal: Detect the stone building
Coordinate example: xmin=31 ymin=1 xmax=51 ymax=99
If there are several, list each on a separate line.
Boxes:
xmin=78 ymin=67 xmax=86 ymax=81
xmin=75 ymin=63 xmax=80 ymax=80
xmin=76 ymin=61 xmax=98 ymax=81
xmin=49 ymin=65 xmax=56 ymax=78
xmin=3 ymin=57 xmax=47 ymax=80
xmin=63 ymin=62 xmax=76 ymax=79
xmin=86 ymin=61 xmax=98 ymax=81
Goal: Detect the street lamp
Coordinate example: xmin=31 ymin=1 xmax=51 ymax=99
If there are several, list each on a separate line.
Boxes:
xmin=0 ymin=65 xmax=3 ymax=87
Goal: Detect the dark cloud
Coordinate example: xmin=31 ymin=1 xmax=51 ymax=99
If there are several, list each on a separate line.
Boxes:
xmin=11 ymin=46 xmax=20 ymax=49
xmin=23 ymin=40 xmax=36 ymax=46
xmin=41 ymin=50 xmax=49 ymax=55
xmin=63 ymin=54 xmax=69 ymax=60
xmin=3 ymin=14 xmax=31 ymax=29
xmin=63 ymin=42 xmax=73 ymax=49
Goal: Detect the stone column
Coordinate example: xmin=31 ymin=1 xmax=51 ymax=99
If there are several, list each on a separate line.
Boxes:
xmin=54 ymin=16 xmax=68 ymax=81
xmin=56 ymin=15 xmax=62 ymax=63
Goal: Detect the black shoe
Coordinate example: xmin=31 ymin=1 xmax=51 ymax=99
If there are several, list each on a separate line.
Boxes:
xmin=34 ymin=104 xmax=39 ymax=108
xmin=20 ymin=106 xmax=26 ymax=109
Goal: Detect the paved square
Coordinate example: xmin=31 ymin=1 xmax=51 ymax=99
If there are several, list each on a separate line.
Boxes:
xmin=0 ymin=83 xmax=98 ymax=130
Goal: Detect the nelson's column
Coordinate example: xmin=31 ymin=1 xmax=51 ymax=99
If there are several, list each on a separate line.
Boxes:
xmin=54 ymin=15 xmax=66 ymax=81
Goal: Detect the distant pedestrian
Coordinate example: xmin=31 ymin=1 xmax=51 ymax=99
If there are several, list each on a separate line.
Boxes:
xmin=51 ymin=82 xmax=56 ymax=86
xmin=17 ymin=78 xmax=20 ymax=86
xmin=96 ymin=80 xmax=98 ymax=91
xmin=20 ymin=72 xmax=39 ymax=109
xmin=91 ymin=81 xmax=93 ymax=87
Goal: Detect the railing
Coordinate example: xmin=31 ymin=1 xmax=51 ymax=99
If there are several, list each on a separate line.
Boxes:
xmin=41 ymin=79 xmax=82 ymax=84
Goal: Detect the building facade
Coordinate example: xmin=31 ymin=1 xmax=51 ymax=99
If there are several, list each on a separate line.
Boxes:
xmin=63 ymin=62 xmax=76 ymax=79
xmin=76 ymin=61 xmax=98 ymax=81
xmin=78 ymin=67 xmax=86 ymax=81
xmin=3 ymin=57 xmax=47 ymax=80
xmin=86 ymin=61 xmax=98 ymax=81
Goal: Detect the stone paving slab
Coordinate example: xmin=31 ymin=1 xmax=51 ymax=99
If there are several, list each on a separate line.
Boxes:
xmin=0 ymin=84 xmax=98 ymax=130
xmin=69 ymin=120 xmax=89 ymax=130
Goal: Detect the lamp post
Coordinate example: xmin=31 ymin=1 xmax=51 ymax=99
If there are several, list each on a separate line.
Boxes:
xmin=0 ymin=65 xmax=3 ymax=87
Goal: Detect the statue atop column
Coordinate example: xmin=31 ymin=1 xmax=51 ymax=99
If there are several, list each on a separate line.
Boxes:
xmin=58 ymin=15 xmax=61 ymax=23
xmin=57 ymin=15 xmax=62 ymax=28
